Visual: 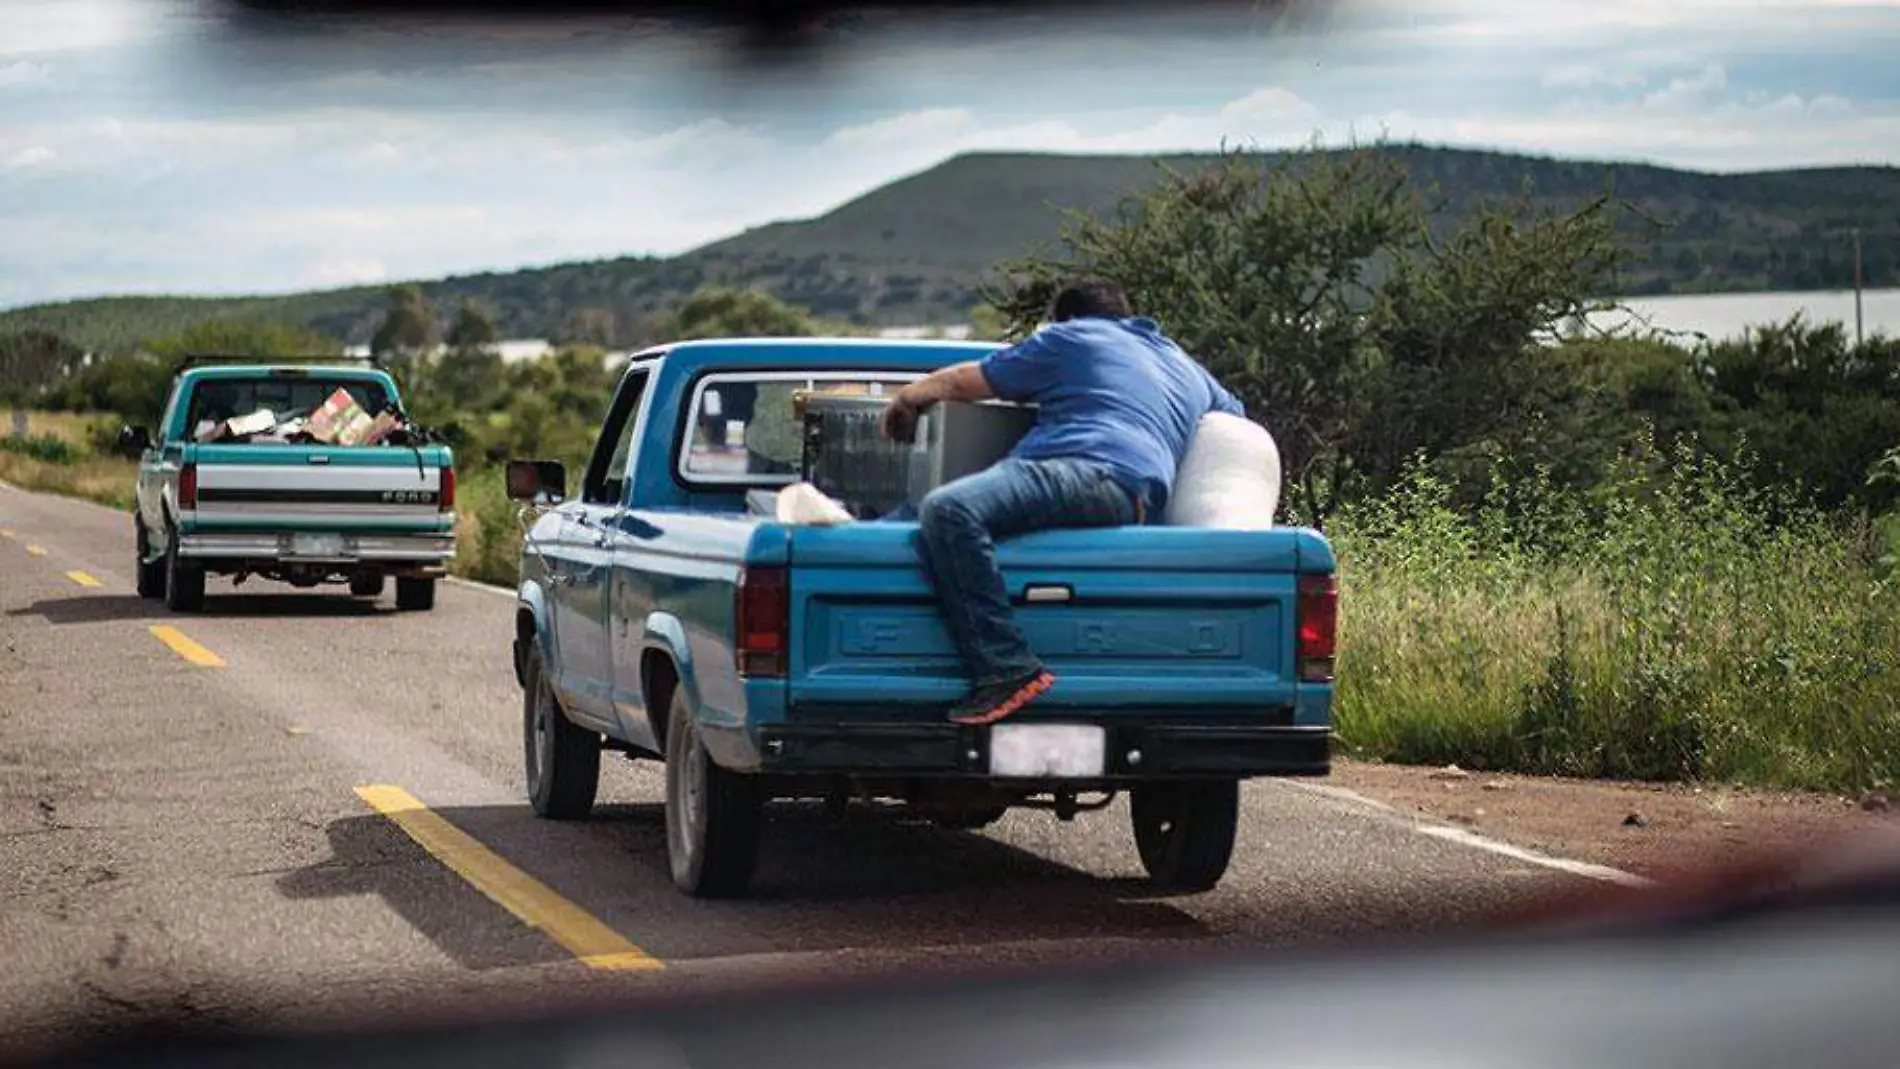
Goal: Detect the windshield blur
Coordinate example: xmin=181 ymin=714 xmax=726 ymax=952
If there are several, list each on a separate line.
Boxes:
xmin=2 ymin=0 xmax=1897 ymax=1061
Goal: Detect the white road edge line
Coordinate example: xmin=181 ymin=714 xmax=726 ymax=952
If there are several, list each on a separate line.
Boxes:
xmin=1278 ymin=780 xmax=1655 ymax=889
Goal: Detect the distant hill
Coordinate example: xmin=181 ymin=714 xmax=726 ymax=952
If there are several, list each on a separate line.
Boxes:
xmin=5 ymin=144 xmax=1897 ymax=353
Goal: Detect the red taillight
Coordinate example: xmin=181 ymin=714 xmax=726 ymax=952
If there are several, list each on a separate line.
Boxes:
xmin=1297 ymin=574 xmax=1338 ymax=683
xmin=440 ymin=465 xmax=456 ymax=511
xmin=177 ymin=463 xmax=198 ymax=509
xmin=735 ymin=566 xmax=789 ymax=678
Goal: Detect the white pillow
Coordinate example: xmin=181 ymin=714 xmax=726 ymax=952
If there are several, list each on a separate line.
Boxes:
xmin=1163 ymin=412 xmax=1281 ymax=530
xmin=775 ymin=482 xmax=856 ymax=526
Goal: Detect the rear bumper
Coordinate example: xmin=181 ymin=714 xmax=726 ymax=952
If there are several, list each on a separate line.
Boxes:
xmin=177 ymin=531 xmax=456 ymax=569
xmin=752 ymin=720 xmax=1331 ymax=780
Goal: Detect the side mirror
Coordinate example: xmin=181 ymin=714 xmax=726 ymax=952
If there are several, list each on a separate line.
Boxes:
xmin=505 ymin=459 xmax=567 ymax=505
xmin=117 ymin=426 xmax=152 ymax=458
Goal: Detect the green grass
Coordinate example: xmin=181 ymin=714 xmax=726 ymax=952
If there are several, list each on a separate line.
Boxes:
xmin=0 ymin=433 xmax=80 ymax=465
xmin=453 ymin=468 xmax=526 ymax=589
xmin=0 ymin=451 xmax=138 ymax=511
xmin=0 ymin=411 xmax=139 ymax=508
xmin=1330 ymin=442 xmax=1900 ymax=792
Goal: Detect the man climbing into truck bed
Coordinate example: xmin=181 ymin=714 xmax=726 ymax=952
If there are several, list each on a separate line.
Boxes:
xmin=880 ymin=278 xmax=1246 ymax=726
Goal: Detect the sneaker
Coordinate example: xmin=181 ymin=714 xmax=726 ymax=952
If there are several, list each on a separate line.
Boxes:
xmin=947 ymin=669 xmax=1057 ymax=726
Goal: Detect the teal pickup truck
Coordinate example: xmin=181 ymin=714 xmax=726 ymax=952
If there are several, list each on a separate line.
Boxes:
xmin=121 ymin=361 xmax=456 ymax=613
xmin=506 ymin=338 xmax=1337 ymax=899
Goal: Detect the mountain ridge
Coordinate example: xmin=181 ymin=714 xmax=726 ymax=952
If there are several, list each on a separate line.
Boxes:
xmin=5 ymin=143 xmax=1897 ymax=353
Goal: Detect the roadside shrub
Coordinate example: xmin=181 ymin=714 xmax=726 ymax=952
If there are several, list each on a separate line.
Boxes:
xmin=454 ymin=467 xmax=526 ymax=588
xmin=0 ymin=433 xmax=79 ymax=464
xmin=1333 ymin=433 xmax=1900 ymax=792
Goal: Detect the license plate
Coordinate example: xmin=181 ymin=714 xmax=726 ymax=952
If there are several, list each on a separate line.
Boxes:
xmin=289 ymin=533 xmax=348 ymax=559
xmin=988 ymin=723 xmax=1106 ymax=779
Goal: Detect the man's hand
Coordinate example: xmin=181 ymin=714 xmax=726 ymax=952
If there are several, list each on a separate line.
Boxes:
xmin=879 ymin=361 xmax=994 ymax=443
xmin=881 ymin=393 xmax=922 ymax=443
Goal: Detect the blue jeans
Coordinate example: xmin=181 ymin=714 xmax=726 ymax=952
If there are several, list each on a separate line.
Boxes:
xmin=914 ymin=458 xmax=1138 ymax=687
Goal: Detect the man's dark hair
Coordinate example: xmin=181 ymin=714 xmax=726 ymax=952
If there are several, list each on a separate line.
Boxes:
xmin=1048 ymin=277 xmax=1134 ymax=322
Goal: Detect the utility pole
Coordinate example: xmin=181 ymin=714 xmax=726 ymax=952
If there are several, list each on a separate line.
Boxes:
xmin=1853 ymin=227 xmax=1865 ymax=349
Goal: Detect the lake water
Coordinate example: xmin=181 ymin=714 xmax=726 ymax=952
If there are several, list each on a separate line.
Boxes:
xmin=1589 ymin=288 xmax=1900 ymax=344
xmin=891 ymin=288 xmax=1900 ymax=346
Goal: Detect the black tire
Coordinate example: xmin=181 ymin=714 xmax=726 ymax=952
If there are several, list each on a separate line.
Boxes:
xmin=1130 ymin=780 xmax=1240 ymax=892
xmin=522 ymin=646 xmax=600 ymax=820
xmin=135 ymin=517 xmax=165 ymax=600
xmin=349 ymin=573 xmax=386 ymax=598
xmin=163 ymin=522 xmax=205 ymax=613
xmin=663 ymin=687 xmax=764 ymax=898
xmin=395 ymin=577 xmax=436 ymax=612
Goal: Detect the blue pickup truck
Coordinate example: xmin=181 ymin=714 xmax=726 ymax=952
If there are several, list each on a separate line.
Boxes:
xmin=507 ymin=338 xmax=1338 ymax=899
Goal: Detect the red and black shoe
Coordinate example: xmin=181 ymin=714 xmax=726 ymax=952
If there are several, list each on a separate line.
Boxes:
xmin=947 ymin=668 xmax=1057 ymax=726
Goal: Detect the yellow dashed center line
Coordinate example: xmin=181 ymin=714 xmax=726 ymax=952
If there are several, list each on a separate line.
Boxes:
xmin=0 ymin=528 xmax=16 ymax=538
xmin=25 ymin=544 xmax=46 ymax=556
xmin=66 ymin=571 xmax=103 ymax=588
xmin=148 ymin=625 xmax=226 ymax=667
xmin=354 ymin=784 xmax=663 ymax=972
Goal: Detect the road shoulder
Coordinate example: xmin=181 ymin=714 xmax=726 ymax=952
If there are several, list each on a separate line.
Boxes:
xmin=1327 ymin=758 xmax=1896 ymax=879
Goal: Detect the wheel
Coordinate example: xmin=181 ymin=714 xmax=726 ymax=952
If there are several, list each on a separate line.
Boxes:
xmin=522 ymin=646 xmax=600 ymax=820
xmin=135 ymin=517 xmax=165 ymax=600
xmin=395 ymin=577 xmax=436 ymax=611
xmin=663 ymin=688 xmax=763 ymax=898
xmin=350 ymin=573 xmax=386 ymax=598
xmin=163 ymin=521 xmax=205 ymax=613
xmin=1130 ymin=780 xmax=1240 ymax=892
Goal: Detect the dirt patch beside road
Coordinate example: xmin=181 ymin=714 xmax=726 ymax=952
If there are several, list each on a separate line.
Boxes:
xmin=1327 ymin=759 xmax=1896 ymax=881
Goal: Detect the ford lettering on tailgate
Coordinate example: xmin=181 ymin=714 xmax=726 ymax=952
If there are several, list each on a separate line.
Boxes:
xmin=833 ymin=606 xmax=1252 ymax=661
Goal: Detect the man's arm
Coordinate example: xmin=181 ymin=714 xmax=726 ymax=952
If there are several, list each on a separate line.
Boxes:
xmin=880 ymin=361 xmax=994 ymax=442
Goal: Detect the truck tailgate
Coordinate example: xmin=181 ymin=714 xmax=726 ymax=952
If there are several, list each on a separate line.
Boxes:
xmin=785 ymin=524 xmax=1330 ymax=718
xmin=187 ymin=445 xmax=452 ymax=533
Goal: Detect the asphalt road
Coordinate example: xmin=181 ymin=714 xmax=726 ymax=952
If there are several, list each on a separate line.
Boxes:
xmin=1 ymin=482 xmax=1619 ymax=1056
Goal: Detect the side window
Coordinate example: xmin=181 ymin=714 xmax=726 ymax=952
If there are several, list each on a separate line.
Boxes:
xmin=156 ymin=382 xmax=186 ymax=445
xmin=584 ymin=366 xmax=653 ymax=505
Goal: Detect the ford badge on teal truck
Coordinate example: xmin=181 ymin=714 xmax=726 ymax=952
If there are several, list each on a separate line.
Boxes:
xmin=122 ymin=361 xmax=456 ymax=613
xmin=506 ymin=338 xmax=1337 ymax=899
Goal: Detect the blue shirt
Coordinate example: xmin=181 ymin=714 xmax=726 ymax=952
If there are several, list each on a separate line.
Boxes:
xmin=977 ymin=316 xmax=1244 ymax=511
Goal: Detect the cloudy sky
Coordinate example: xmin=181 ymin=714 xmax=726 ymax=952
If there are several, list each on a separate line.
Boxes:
xmin=3 ymin=0 xmax=1898 ymax=310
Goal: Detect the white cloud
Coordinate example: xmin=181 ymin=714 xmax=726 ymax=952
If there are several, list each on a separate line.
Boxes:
xmin=0 ymin=0 xmax=185 ymax=59
xmin=1356 ymin=0 xmax=1900 ymax=45
xmin=1373 ymin=91 xmax=1899 ymax=167
xmin=822 ymin=89 xmax=1322 ymax=160
xmin=353 ymin=141 xmax=401 ymax=165
xmin=2 ymin=146 xmax=55 ymax=171
xmin=1218 ymin=88 xmax=1324 ymax=132
xmin=823 ymin=107 xmax=975 ymax=151
xmin=1641 ymin=64 xmax=1730 ymax=111
xmin=310 ymin=259 xmax=391 ymax=286
xmin=1542 ymin=64 xmax=1648 ymax=91
xmin=0 ymin=60 xmax=51 ymax=88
